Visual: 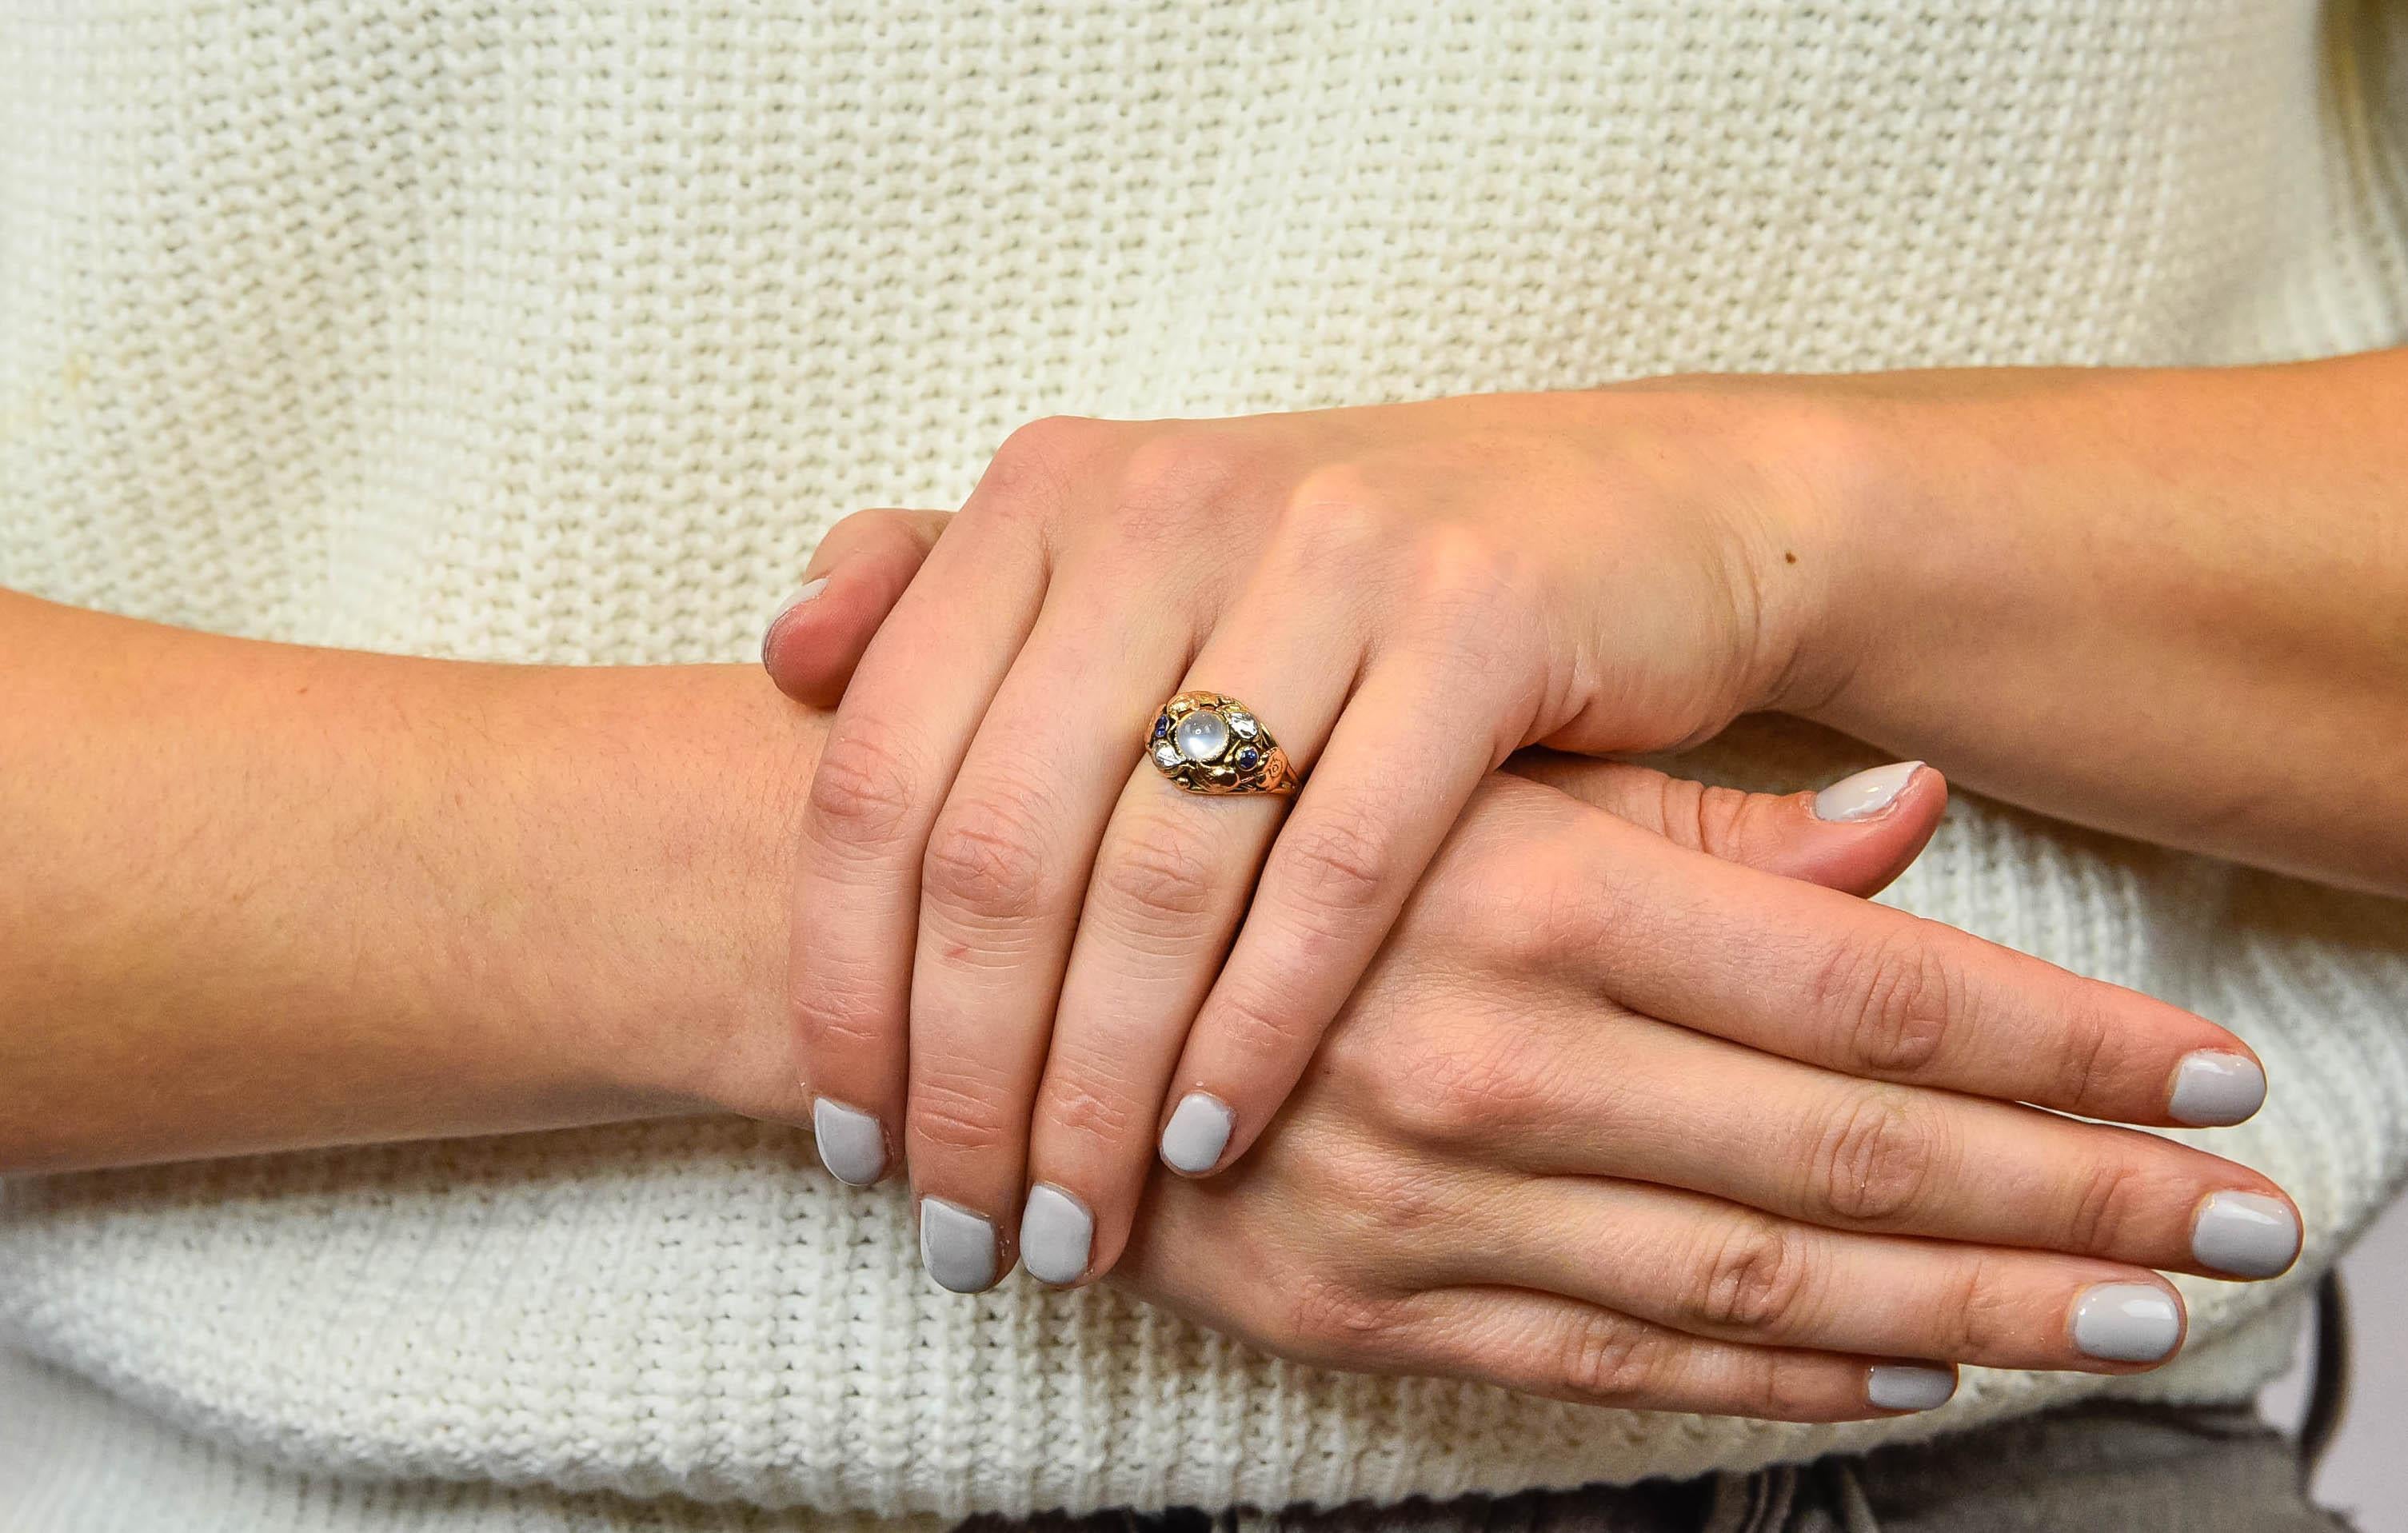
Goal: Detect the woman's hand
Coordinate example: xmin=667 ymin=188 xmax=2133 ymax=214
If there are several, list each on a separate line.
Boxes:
xmin=769 ymin=389 xmax=1848 ymax=1290
xmin=1109 ymin=767 xmax=2297 ymax=1419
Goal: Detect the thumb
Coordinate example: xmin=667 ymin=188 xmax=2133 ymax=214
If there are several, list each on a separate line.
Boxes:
xmin=1505 ymin=753 xmax=1943 ymax=897
xmin=761 ymin=508 xmax=952 ymax=708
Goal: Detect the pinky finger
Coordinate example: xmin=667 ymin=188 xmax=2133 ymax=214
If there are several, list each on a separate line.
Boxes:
xmin=1400 ymin=1287 xmax=1958 ymax=1423
xmin=762 ymin=508 xmax=952 ymax=708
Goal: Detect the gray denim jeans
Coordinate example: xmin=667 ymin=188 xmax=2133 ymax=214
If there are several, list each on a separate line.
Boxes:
xmin=963 ymin=1403 xmax=2349 ymax=1533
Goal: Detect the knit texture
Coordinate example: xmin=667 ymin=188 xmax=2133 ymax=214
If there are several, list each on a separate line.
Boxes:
xmin=2 ymin=0 xmax=2406 ymax=1526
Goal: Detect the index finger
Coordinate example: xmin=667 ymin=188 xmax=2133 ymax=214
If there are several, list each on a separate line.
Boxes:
xmin=1573 ymin=812 xmax=2263 ymax=1128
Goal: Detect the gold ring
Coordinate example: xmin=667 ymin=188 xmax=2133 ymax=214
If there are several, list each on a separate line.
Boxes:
xmin=1145 ymin=691 xmax=1300 ymax=795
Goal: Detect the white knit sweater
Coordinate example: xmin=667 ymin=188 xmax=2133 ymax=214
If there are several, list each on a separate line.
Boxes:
xmin=3 ymin=2 xmax=2407 ymax=1528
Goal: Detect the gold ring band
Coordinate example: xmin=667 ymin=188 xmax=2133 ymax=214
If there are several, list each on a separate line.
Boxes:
xmin=1145 ymin=691 xmax=1300 ymax=795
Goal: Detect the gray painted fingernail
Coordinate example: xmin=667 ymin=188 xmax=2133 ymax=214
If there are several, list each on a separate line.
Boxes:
xmin=761 ymin=577 xmax=830 ymax=658
xmin=2072 ymin=1283 xmax=2182 ymax=1363
xmin=771 ymin=577 xmax=829 ymax=625
xmin=2191 ymin=1191 xmax=2299 ymax=1279
xmin=812 ymin=1099 xmax=886 ymax=1186
xmin=1811 ymin=761 xmax=1924 ymax=822
xmin=1020 ymin=1184 xmax=1094 ymax=1285
xmin=1866 ymin=1364 xmax=1957 ymax=1412
xmin=918 ymin=1197 xmax=997 ymax=1292
xmin=2169 ymin=1052 xmax=2266 ymax=1126
xmin=1160 ymin=1092 xmax=1235 ymax=1174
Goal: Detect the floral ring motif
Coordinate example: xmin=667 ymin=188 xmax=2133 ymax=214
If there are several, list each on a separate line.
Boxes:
xmin=1144 ymin=691 xmax=1300 ymax=795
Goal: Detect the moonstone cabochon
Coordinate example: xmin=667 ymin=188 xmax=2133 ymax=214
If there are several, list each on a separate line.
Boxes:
xmin=1145 ymin=691 xmax=1298 ymax=794
xmin=1173 ymin=709 xmax=1232 ymax=764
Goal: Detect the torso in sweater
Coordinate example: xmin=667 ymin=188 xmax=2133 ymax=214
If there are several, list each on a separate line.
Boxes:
xmin=1 ymin=0 xmax=2404 ymax=1520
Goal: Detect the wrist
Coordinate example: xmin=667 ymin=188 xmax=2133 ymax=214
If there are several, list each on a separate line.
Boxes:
xmin=1760 ymin=368 xmax=2088 ymax=738
xmin=488 ymin=662 xmax=825 ymax=1126
xmin=1667 ymin=370 xmax=2005 ymax=728
xmin=1752 ymin=380 xmax=1917 ymax=721
xmin=1603 ymin=375 xmax=1890 ymax=721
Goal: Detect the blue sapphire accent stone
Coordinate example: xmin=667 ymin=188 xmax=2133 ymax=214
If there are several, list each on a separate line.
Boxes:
xmin=1235 ymin=746 xmax=1260 ymax=770
xmin=1152 ymin=715 xmax=1171 ymax=739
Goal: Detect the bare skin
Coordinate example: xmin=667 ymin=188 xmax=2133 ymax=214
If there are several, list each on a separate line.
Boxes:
xmin=0 ymin=593 xmax=810 ymax=1167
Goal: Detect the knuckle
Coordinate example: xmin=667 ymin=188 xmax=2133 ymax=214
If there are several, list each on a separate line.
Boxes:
xmin=790 ymin=988 xmax=890 ymax=1057
xmin=1810 ymin=1088 xmax=1944 ymax=1224
xmin=1308 ymin=1132 xmax=1406 ymax=1209
xmin=1814 ymin=925 xmax=1955 ymax=1077
xmin=921 ymin=787 xmax=1058 ymax=925
xmin=1938 ymin=1251 xmax=2015 ymax=1356
xmin=1321 ymin=1140 xmax=1458 ymax=1239
xmin=1272 ymin=470 xmax=1397 ymax=577
xmin=1404 ymin=528 xmax=1539 ymax=666
xmin=1081 ymin=432 xmax=1274 ymax=563
xmin=1284 ymin=462 xmax=1384 ymax=526
xmin=1751 ymin=1349 xmax=1839 ymax=1421
xmin=1283 ymin=1273 xmax=1404 ymax=1362
xmin=1484 ymin=850 xmax=1612 ymax=970
xmin=1647 ymin=773 xmax=1710 ymax=851
xmin=2064 ymin=1156 xmax=2152 ymax=1255
xmin=806 ymin=728 xmax=924 ymax=851
xmin=1371 ymin=1025 xmax=1556 ymax=1145
xmin=1687 ymin=784 xmax=1764 ymax=861
xmin=2050 ymin=998 xmax=2123 ymax=1109
xmin=1687 ymin=1214 xmax=1815 ymax=1336
xmin=982 ymin=415 xmax=1093 ymax=502
xmin=1277 ymin=808 xmax=1394 ymax=919
xmin=1551 ymin=1312 xmax=1662 ymax=1404
xmin=1205 ymin=987 xmax=1317 ymax=1068
xmin=1116 ymin=431 xmax=1257 ymax=516
xmin=1641 ymin=776 xmax=1772 ymax=863
xmin=1038 ymin=1053 xmax=1144 ymax=1148
xmin=1095 ymin=812 xmax=1222 ymax=928
xmin=909 ymin=1069 xmax=1014 ymax=1156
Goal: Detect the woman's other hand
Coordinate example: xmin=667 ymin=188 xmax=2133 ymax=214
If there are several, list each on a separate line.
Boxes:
xmin=1110 ymin=768 xmax=2293 ymax=1419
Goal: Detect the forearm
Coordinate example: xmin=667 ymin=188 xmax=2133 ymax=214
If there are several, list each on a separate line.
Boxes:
xmin=1775 ymin=352 xmax=2408 ymax=894
xmin=0 ymin=592 xmax=818 ymax=1172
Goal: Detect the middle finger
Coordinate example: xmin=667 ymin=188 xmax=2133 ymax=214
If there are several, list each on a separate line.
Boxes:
xmin=900 ymin=573 xmax=1199 ymax=1289
xmin=1448 ymin=1008 xmax=2300 ymax=1281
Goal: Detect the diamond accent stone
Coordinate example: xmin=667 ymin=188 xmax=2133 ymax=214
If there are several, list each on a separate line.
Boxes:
xmin=1173 ymin=709 xmax=1232 ymax=765
xmin=1228 ymin=710 xmax=1259 ymax=738
xmin=1152 ymin=739 xmax=1182 ymax=768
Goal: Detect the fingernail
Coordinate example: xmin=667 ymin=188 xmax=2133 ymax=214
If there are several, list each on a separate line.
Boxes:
xmin=1160 ymin=1092 xmax=1235 ymax=1175
xmin=1019 ymin=1184 xmax=1094 ymax=1285
xmin=2191 ymin=1191 xmax=2299 ymax=1279
xmin=1811 ymin=761 xmax=1924 ymax=822
xmin=2071 ymin=1283 xmax=2182 ymax=1363
xmin=2169 ymin=1051 xmax=2266 ymax=1127
xmin=1866 ymin=1363 xmax=1957 ymax=1412
xmin=811 ymin=1098 xmax=887 ymax=1186
xmin=761 ymin=577 xmax=829 ymax=654
xmin=918 ymin=1196 xmax=997 ymax=1293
